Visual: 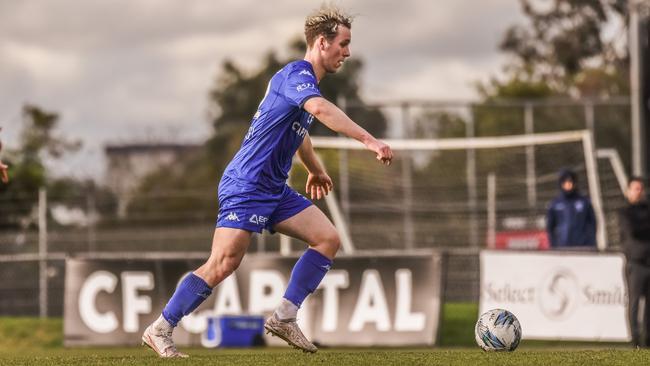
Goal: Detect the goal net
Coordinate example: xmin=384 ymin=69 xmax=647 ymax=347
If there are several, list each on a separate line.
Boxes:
xmin=297 ymin=130 xmax=607 ymax=252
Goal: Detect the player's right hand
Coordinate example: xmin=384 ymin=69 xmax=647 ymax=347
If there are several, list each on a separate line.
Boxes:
xmin=367 ymin=139 xmax=393 ymax=166
xmin=306 ymin=172 xmax=333 ymax=200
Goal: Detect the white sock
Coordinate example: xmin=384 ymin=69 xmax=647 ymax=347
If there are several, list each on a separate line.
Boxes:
xmin=275 ymin=298 xmax=299 ymax=320
xmin=153 ymin=314 xmax=173 ymax=333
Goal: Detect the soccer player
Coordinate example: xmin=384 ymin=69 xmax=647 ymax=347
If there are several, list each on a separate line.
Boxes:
xmin=141 ymin=5 xmax=393 ymax=358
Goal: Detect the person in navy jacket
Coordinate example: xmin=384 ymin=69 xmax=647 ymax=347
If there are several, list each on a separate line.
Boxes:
xmin=546 ymin=169 xmax=597 ymax=249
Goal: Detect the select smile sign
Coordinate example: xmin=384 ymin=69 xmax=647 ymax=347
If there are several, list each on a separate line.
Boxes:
xmin=479 ymin=250 xmax=629 ymax=341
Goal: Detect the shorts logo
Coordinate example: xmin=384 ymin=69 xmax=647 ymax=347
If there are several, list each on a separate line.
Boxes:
xmin=226 ymin=213 xmax=240 ymax=221
xmin=249 ymin=214 xmax=269 ymax=226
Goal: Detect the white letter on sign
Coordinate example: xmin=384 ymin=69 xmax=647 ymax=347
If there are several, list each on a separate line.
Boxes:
xmin=79 ymin=270 xmax=118 ymax=333
xmin=348 ymin=270 xmax=390 ymax=332
xmin=394 ymin=269 xmax=425 ymax=331
xmin=319 ymin=270 xmax=349 ymax=332
xmin=249 ymin=270 xmax=285 ymax=314
xmin=121 ymin=271 xmax=154 ymax=333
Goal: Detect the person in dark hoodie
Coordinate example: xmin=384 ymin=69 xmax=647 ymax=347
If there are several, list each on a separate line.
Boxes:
xmin=546 ymin=169 xmax=597 ymax=249
xmin=619 ymin=176 xmax=650 ymax=348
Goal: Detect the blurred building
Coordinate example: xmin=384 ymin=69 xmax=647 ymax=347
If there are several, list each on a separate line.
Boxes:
xmin=105 ymin=143 xmax=200 ymax=217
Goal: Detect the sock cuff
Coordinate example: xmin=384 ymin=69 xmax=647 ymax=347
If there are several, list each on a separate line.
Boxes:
xmin=185 ymin=273 xmax=213 ymax=295
xmin=303 ymin=248 xmax=333 ymax=267
xmin=161 ymin=310 xmax=177 ymax=327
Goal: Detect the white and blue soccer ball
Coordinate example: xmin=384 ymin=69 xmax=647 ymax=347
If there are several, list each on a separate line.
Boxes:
xmin=474 ymin=309 xmax=522 ymax=352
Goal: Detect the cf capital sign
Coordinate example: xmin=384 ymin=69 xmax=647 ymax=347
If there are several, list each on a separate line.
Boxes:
xmin=65 ymin=254 xmax=444 ymax=347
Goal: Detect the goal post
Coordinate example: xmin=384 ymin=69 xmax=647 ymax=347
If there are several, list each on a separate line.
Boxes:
xmin=309 ymin=130 xmax=607 ymax=251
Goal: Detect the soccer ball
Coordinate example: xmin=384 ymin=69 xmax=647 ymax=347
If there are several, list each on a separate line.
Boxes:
xmin=474 ymin=309 xmax=522 ymax=352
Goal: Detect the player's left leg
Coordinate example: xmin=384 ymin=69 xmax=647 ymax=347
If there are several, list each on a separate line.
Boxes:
xmin=263 ymin=201 xmax=340 ymax=353
xmin=274 ymin=204 xmax=340 ymax=314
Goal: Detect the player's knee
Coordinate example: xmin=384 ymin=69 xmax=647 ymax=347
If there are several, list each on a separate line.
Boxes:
xmin=205 ymin=252 xmax=241 ymax=280
xmin=322 ymin=230 xmax=341 ymax=254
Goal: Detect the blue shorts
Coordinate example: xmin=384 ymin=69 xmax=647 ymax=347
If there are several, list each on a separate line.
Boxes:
xmin=216 ymin=175 xmax=312 ymax=234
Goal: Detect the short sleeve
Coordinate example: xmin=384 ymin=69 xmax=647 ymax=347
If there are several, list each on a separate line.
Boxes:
xmin=283 ymin=66 xmax=322 ymax=108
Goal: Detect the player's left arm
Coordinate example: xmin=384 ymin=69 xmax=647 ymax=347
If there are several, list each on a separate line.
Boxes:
xmin=297 ymin=134 xmax=333 ymax=200
xmin=285 ymin=68 xmax=391 ymax=165
xmin=303 ymin=97 xmax=393 ymax=166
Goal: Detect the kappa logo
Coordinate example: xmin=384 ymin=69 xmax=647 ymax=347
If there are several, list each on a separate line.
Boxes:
xmin=249 ymin=214 xmax=269 ymax=225
xmin=299 ymin=69 xmax=313 ymax=77
xmin=226 ymin=212 xmax=240 ymax=222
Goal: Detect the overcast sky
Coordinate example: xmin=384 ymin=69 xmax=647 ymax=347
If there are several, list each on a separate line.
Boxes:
xmin=0 ymin=0 xmax=524 ymax=179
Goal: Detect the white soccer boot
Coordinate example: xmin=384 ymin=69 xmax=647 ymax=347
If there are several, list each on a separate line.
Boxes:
xmin=264 ymin=313 xmax=318 ymax=353
xmin=141 ymin=323 xmax=189 ymax=358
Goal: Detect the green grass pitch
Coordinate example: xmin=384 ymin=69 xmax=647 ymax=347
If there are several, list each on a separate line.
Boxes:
xmin=1 ymin=347 xmax=648 ymax=366
xmin=0 ymin=303 xmax=643 ymax=365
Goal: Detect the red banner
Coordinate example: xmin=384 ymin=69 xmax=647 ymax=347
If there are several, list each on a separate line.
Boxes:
xmin=493 ymin=230 xmax=549 ymax=250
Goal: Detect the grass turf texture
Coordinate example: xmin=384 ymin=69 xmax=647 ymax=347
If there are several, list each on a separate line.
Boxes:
xmin=0 ymin=348 xmax=647 ymax=366
xmin=0 ymin=303 xmax=640 ymax=365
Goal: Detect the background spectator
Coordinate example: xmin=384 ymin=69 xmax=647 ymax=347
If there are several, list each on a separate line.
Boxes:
xmin=620 ymin=176 xmax=650 ymax=348
xmin=546 ymin=169 xmax=596 ymax=249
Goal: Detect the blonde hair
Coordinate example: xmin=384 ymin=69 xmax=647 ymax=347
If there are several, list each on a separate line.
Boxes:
xmin=304 ymin=4 xmax=353 ymax=47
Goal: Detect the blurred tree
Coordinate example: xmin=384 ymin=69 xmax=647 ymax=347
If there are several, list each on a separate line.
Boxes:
xmin=473 ymin=0 xmax=631 ymax=168
xmin=496 ymin=0 xmax=629 ymax=97
xmin=47 ymin=178 xmax=117 ymax=221
xmin=0 ymin=105 xmax=80 ymax=228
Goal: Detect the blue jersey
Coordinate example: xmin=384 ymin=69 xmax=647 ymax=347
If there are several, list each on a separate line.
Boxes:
xmin=223 ymin=60 xmax=321 ymax=192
